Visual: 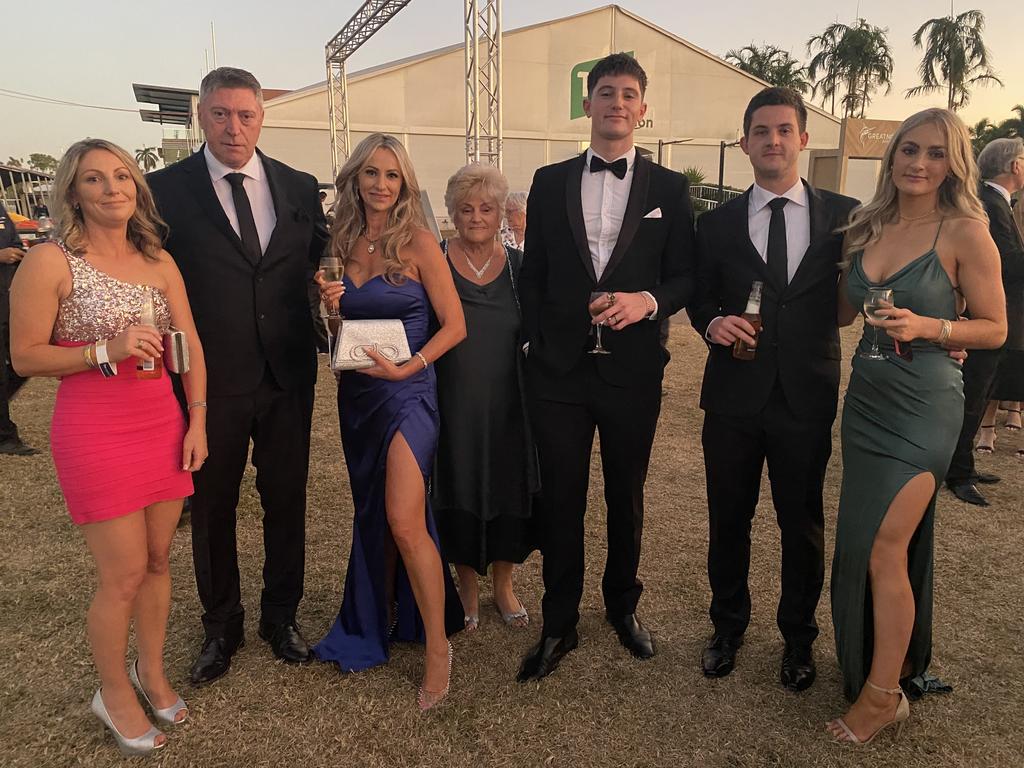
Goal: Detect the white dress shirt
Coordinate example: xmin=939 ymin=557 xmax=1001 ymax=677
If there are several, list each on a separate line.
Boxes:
xmin=706 ymin=179 xmax=811 ymax=342
xmin=984 ymin=180 xmax=1012 ymax=206
xmin=204 ymin=144 xmax=277 ymax=255
xmin=748 ymin=179 xmax=810 ymax=283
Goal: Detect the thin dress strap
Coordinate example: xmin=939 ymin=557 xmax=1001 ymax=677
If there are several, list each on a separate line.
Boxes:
xmin=931 ymin=217 xmax=945 ymax=249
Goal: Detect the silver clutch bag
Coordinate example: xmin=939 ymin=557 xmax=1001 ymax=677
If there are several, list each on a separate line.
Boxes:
xmin=162 ymin=328 xmax=190 ymax=374
xmin=330 ymin=319 xmax=411 ymax=371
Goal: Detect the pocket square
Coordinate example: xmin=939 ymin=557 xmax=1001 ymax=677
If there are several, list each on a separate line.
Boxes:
xmin=643 ymin=207 xmax=662 ymax=219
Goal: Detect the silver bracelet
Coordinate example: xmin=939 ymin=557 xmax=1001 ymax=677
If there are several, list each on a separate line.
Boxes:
xmin=187 ymin=400 xmax=208 ymax=410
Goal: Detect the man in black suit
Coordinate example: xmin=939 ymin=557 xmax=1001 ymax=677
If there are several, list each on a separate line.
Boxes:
xmin=516 ymin=53 xmax=695 ymax=682
xmin=0 ymin=201 xmax=35 ymax=456
xmin=689 ymin=88 xmax=858 ymax=691
xmin=148 ymin=67 xmax=327 ymax=684
xmin=946 ymin=137 xmax=1024 ymax=505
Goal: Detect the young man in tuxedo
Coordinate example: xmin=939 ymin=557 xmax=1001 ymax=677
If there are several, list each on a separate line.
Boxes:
xmin=946 ymin=137 xmax=1024 ymax=505
xmin=689 ymin=88 xmax=858 ymax=691
xmin=516 ymin=53 xmax=695 ymax=682
xmin=148 ymin=67 xmax=327 ymax=685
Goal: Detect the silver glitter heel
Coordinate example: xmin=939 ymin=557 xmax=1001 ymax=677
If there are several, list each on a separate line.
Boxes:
xmin=91 ymin=688 xmax=165 ymax=756
xmin=129 ymin=659 xmax=188 ymax=726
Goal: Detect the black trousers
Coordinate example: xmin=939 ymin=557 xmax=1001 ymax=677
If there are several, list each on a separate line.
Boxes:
xmin=702 ymin=383 xmax=833 ymax=647
xmin=946 ymin=348 xmax=1003 ymax=485
xmin=0 ymin=292 xmax=26 ymax=443
xmin=529 ymin=360 xmax=661 ymax=639
xmin=191 ymin=366 xmax=314 ymax=640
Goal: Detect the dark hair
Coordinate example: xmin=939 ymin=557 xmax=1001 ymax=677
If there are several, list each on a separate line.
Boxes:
xmin=586 ymin=52 xmax=648 ymax=97
xmin=742 ymin=87 xmax=807 ymax=136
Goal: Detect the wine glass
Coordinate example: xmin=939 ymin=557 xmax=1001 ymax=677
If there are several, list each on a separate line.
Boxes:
xmin=860 ymin=287 xmax=893 ymax=360
xmin=588 ymin=291 xmax=612 ymax=355
xmin=320 ymin=256 xmax=344 ymax=319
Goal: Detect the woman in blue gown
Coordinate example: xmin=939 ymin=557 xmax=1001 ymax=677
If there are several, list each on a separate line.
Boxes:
xmin=828 ymin=109 xmax=1006 ymax=744
xmin=314 ymin=134 xmax=466 ymax=711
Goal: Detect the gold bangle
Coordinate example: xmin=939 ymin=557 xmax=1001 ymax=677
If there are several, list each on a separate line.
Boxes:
xmin=415 ymin=352 xmax=428 ymax=369
xmin=935 ymin=319 xmax=952 ymax=346
xmin=187 ymin=400 xmax=208 ymax=410
xmin=83 ymin=343 xmax=96 ymax=369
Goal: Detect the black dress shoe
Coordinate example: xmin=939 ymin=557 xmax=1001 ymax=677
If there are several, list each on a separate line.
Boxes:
xmin=780 ymin=643 xmax=816 ymax=692
xmin=972 ymin=472 xmax=1001 ymax=485
xmin=949 ymin=482 xmax=990 ymax=507
xmin=190 ymin=636 xmax=244 ymax=686
xmin=0 ymin=439 xmax=38 ymax=456
xmin=258 ymin=620 xmax=313 ymax=663
xmin=607 ymin=613 xmax=655 ymax=659
xmin=701 ymin=633 xmax=742 ymax=678
xmin=516 ymin=629 xmax=579 ymax=682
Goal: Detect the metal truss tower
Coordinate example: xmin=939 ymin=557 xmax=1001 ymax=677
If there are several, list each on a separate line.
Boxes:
xmin=326 ymin=0 xmax=414 ymax=178
xmin=464 ymin=0 xmax=502 ymax=168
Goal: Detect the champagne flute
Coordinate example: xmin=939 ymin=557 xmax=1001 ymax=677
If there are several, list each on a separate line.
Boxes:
xmin=860 ymin=287 xmax=893 ymax=361
xmin=588 ymin=291 xmax=612 ymax=355
xmin=320 ymin=256 xmax=344 ymax=319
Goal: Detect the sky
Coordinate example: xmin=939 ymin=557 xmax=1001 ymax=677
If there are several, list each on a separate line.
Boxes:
xmin=3 ymin=0 xmax=1022 ymax=163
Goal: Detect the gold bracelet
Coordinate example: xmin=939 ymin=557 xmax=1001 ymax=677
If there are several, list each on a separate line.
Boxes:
xmin=83 ymin=344 xmax=96 ymax=369
xmin=935 ymin=319 xmax=952 ymax=347
xmin=415 ymin=352 xmax=428 ymax=369
xmin=187 ymin=400 xmax=208 ymax=410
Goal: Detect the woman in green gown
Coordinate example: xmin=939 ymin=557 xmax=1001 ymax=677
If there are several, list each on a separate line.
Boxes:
xmin=829 ymin=109 xmax=1007 ymax=744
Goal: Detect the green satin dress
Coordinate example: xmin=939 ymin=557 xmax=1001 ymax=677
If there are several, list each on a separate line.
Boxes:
xmin=831 ymin=232 xmax=964 ymax=702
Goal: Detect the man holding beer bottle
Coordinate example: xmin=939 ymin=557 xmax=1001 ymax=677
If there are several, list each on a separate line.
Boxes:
xmin=689 ymin=87 xmax=858 ymax=691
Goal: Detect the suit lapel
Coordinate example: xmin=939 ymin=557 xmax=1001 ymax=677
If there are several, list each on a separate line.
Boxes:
xmin=258 ymin=150 xmax=290 ymax=265
xmin=184 ymin=148 xmax=257 ymax=267
xmin=566 ymin=154 xmax=597 ymax=283
xmin=736 ymin=189 xmax=775 ymax=287
xmin=599 ymin=153 xmax=650 ymax=287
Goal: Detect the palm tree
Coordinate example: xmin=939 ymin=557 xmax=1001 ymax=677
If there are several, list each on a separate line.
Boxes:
xmin=725 ymin=44 xmax=810 ymax=94
xmin=999 ymin=104 xmax=1024 ymax=138
xmin=134 ymin=147 xmax=159 ymax=172
xmin=907 ymin=9 xmax=1003 ymax=111
xmin=969 ymin=117 xmax=1002 ymax=154
xmin=806 ymin=19 xmax=893 ymax=118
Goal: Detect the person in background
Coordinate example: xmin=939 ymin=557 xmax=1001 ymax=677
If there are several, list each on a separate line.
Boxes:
xmin=433 ymin=163 xmax=539 ymax=632
xmin=10 ymin=138 xmax=207 ymax=756
xmin=502 ymin=191 xmax=527 ymax=251
xmin=0 ymin=200 xmax=34 ymax=456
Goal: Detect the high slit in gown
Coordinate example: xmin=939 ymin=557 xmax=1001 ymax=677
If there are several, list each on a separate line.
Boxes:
xmin=314 ymin=274 xmax=463 ymax=672
xmin=831 ymin=234 xmax=963 ymax=701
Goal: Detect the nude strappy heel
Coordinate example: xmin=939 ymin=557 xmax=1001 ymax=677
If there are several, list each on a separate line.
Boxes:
xmin=417 ymin=641 xmax=453 ymax=712
xmin=829 ymin=679 xmax=910 ymax=745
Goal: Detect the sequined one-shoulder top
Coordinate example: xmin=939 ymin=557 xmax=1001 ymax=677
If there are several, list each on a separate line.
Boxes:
xmin=53 ymin=240 xmax=172 ymax=343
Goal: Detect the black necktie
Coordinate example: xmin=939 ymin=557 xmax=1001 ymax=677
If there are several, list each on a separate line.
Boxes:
xmin=226 ymin=172 xmax=261 ymax=262
xmin=767 ymin=197 xmax=789 ymax=287
xmin=589 ymin=154 xmax=628 ymax=180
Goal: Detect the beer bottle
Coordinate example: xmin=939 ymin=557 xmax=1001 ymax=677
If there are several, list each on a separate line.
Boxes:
xmin=137 ymin=287 xmax=163 ymax=379
xmin=732 ymin=280 xmax=763 ymax=361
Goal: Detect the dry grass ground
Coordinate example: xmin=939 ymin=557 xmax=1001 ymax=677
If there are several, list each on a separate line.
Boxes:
xmin=1 ymin=325 xmax=1022 ymax=768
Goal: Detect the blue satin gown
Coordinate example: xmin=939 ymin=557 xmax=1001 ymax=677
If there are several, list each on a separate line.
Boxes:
xmin=314 ymin=274 xmax=463 ymax=672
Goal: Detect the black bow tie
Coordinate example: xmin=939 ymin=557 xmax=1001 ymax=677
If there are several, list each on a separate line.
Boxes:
xmin=589 ymin=155 xmax=628 ymax=180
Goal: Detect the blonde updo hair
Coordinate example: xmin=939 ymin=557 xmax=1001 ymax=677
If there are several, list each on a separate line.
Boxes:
xmin=50 ymin=138 xmax=166 ymax=261
xmin=841 ymin=108 xmax=986 ymax=257
xmin=329 ymin=133 xmax=426 ymax=284
xmin=444 ymin=163 xmax=509 ymax=219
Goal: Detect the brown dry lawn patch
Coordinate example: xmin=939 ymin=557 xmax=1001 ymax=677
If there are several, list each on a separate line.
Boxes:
xmin=1 ymin=325 xmax=1022 ymax=767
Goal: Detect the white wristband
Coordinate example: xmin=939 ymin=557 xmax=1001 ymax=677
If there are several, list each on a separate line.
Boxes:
xmin=95 ymin=339 xmax=118 ymax=377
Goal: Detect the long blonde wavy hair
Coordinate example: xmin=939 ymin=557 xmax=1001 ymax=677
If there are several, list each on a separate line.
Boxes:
xmin=841 ymin=108 xmax=986 ymax=257
xmin=328 ymin=133 xmax=427 ymax=283
xmin=51 ymin=138 xmax=166 ymax=261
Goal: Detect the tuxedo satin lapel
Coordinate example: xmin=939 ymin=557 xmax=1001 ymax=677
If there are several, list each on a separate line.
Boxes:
xmin=599 ymin=154 xmax=650 ymax=286
xmin=784 ymin=182 xmax=830 ymax=295
xmin=184 ymin=151 xmax=256 ymax=266
xmin=566 ymin=154 xmax=597 ymax=283
xmin=736 ymin=190 xmax=774 ymax=287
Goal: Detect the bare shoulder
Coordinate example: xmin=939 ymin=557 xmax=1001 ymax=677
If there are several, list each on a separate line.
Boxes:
xmin=21 ymin=241 xmax=70 ymax=274
xmin=943 ymin=216 xmax=994 ymax=257
xmin=407 ymin=227 xmax=443 ymax=264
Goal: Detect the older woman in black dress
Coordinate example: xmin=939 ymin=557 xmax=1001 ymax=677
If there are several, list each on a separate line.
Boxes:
xmin=432 ymin=163 xmax=539 ymax=631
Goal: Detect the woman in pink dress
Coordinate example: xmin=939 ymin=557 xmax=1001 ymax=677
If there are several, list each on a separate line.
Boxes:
xmin=10 ymin=139 xmax=208 ymax=756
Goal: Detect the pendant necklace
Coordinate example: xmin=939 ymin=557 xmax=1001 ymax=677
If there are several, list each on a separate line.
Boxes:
xmin=363 ymin=230 xmax=381 ymax=254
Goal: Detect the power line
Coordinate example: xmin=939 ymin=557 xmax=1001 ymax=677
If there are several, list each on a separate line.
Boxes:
xmin=0 ymin=87 xmax=137 ymax=113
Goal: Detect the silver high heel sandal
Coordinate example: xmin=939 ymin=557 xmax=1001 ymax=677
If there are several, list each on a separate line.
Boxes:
xmin=129 ymin=660 xmax=188 ymax=726
xmin=91 ymin=688 xmax=166 ymax=756
xmin=417 ymin=641 xmax=453 ymax=712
